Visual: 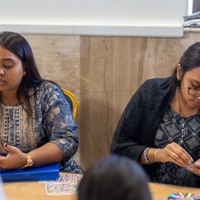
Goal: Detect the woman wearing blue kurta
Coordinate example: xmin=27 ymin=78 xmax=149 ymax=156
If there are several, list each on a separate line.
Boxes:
xmin=0 ymin=31 xmax=82 ymax=173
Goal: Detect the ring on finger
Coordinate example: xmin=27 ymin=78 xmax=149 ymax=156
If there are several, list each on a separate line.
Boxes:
xmin=171 ymin=152 xmax=176 ymax=158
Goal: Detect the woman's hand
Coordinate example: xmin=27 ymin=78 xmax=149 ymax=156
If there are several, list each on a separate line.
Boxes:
xmin=0 ymin=143 xmax=26 ymax=169
xmin=156 ymin=142 xmax=193 ymax=168
xmin=187 ymin=159 xmax=200 ymax=175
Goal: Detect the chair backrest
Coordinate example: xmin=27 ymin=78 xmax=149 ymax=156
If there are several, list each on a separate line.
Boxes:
xmin=62 ymin=88 xmax=78 ymax=121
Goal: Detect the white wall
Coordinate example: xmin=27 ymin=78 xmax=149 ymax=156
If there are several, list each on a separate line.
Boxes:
xmin=0 ymin=0 xmax=188 ymax=37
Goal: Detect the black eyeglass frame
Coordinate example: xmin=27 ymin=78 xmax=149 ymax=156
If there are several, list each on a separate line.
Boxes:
xmin=188 ymin=87 xmax=200 ymax=97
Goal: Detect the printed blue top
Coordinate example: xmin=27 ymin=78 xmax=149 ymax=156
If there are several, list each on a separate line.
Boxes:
xmin=0 ymin=81 xmax=82 ymax=173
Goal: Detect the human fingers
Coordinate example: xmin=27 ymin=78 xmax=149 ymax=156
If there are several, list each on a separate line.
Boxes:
xmin=0 ymin=144 xmax=26 ymax=169
xmin=172 ymin=148 xmax=193 ymax=168
xmin=187 ymin=160 xmax=200 ymax=175
xmin=162 ymin=142 xmax=193 ymax=167
xmin=187 ymin=167 xmax=200 ymax=175
xmin=157 ymin=146 xmax=180 ymax=165
xmin=3 ymin=143 xmax=20 ymax=154
xmin=0 ymin=141 xmax=8 ymax=155
xmin=2 ymin=143 xmax=10 ymax=154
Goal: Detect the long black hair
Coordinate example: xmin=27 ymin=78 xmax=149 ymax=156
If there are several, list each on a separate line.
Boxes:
xmin=78 ymin=155 xmax=152 ymax=200
xmin=0 ymin=31 xmax=45 ymax=115
xmin=170 ymin=42 xmax=200 ymax=91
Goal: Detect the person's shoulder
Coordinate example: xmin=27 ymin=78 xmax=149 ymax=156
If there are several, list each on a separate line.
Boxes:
xmin=142 ymin=77 xmax=170 ymax=88
xmin=35 ymin=81 xmax=62 ymax=95
xmin=39 ymin=81 xmax=61 ymax=91
xmin=136 ymin=77 xmax=171 ymax=96
xmin=143 ymin=77 xmax=170 ymax=84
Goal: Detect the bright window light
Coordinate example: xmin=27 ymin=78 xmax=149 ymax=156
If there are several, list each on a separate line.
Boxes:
xmin=188 ymin=0 xmax=193 ymax=15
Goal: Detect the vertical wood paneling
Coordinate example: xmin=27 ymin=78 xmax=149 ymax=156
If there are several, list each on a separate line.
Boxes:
xmin=79 ymin=32 xmax=200 ymax=169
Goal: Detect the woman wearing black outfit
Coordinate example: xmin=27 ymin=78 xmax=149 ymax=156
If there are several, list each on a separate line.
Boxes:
xmin=111 ymin=42 xmax=200 ymax=187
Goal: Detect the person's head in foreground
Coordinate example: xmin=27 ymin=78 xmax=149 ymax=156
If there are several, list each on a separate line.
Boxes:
xmin=78 ymin=155 xmax=152 ymax=200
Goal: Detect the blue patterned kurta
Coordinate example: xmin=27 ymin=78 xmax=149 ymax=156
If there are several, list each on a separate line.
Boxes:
xmin=0 ymin=81 xmax=82 ymax=173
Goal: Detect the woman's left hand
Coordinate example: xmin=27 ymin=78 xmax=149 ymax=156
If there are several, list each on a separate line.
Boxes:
xmin=0 ymin=143 xmax=26 ymax=169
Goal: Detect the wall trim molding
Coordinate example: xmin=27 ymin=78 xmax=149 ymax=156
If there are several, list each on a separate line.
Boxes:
xmin=0 ymin=24 xmax=183 ymax=37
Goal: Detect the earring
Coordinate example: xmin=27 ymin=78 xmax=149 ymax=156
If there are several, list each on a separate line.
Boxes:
xmin=23 ymin=72 xmax=26 ymax=76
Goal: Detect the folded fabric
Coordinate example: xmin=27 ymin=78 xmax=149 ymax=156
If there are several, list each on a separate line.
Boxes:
xmin=183 ymin=18 xmax=200 ymax=28
xmin=184 ymin=11 xmax=200 ymax=21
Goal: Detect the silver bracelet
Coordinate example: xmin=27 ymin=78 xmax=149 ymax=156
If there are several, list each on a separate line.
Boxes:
xmin=143 ymin=147 xmax=150 ymax=164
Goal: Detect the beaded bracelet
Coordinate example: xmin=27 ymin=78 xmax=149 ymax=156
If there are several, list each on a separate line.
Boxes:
xmin=143 ymin=147 xmax=150 ymax=164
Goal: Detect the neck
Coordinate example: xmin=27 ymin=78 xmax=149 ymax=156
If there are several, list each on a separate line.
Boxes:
xmin=0 ymin=92 xmax=19 ymax=106
xmin=177 ymin=92 xmax=184 ymax=117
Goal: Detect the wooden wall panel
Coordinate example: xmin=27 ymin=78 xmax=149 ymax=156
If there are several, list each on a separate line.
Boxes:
xmin=79 ymin=32 xmax=200 ymax=169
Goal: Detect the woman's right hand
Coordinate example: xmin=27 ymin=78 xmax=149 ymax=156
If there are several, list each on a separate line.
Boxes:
xmin=156 ymin=142 xmax=193 ymax=169
xmin=0 ymin=143 xmax=27 ymax=169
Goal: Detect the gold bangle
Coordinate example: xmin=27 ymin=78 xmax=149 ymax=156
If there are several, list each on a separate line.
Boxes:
xmin=154 ymin=149 xmax=161 ymax=162
xmin=22 ymin=153 xmax=34 ymax=168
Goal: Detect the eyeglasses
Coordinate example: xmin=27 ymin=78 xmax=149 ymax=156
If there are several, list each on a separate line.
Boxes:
xmin=188 ymin=87 xmax=200 ymax=97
